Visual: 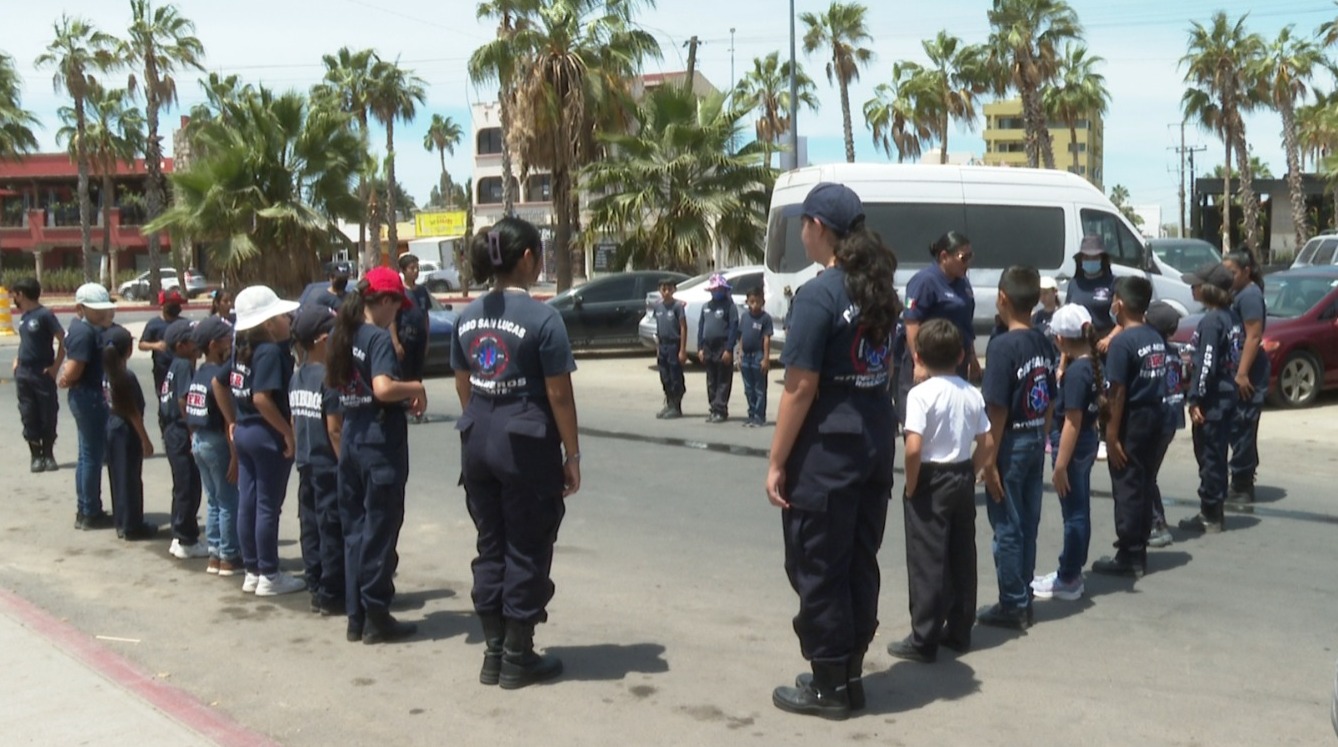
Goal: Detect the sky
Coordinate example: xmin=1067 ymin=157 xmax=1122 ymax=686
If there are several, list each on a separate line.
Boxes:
xmin=5 ymin=0 xmax=1337 ymax=230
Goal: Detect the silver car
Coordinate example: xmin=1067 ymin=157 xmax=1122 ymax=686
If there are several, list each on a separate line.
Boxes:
xmin=638 ymin=266 xmax=765 ymax=360
xmin=117 ymin=267 xmax=208 ymax=300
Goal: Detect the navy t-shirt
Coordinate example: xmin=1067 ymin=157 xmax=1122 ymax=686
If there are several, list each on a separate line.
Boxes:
xmin=1031 ymin=307 xmax=1055 ymax=338
xmin=1065 ymin=272 xmax=1117 ymax=337
xmin=397 ymin=288 xmax=429 ymax=352
xmin=1105 ymin=324 xmax=1169 ymax=408
xmin=184 ymin=361 xmax=229 ymax=432
xmin=300 ymin=283 xmax=345 ymax=312
xmin=64 ymin=319 xmax=104 ymax=392
xmin=1057 ymin=356 xmax=1099 ymax=432
xmin=232 ymin=341 xmax=293 ymax=426
xmin=740 ymin=310 xmax=774 ymax=354
xmin=451 ymin=291 xmax=577 ymax=399
xmin=698 ymin=297 xmax=740 ymax=349
xmin=1189 ymin=308 xmax=1243 ymax=408
xmin=159 ymin=356 xmax=194 ymax=425
xmin=141 ymin=316 xmax=175 ymax=389
xmin=904 ymin=264 xmax=975 ymax=347
xmin=781 ymin=267 xmax=893 ymax=392
xmin=18 ymin=306 xmax=62 ymax=368
xmin=982 ymin=328 xmax=1056 ymax=431
xmin=1232 ymin=283 xmax=1268 ymax=387
xmin=652 ymin=299 xmax=686 ymax=343
xmin=290 ymin=362 xmax=339 ymax=468
xmin=105 ymin=369 xmax=145 ymax=435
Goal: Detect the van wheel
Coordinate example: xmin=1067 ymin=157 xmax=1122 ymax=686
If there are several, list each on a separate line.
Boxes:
xmin=1270 ymin=351 xmax=1321 ymax=408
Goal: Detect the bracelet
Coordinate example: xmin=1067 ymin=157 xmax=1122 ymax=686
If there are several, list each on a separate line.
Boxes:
xmin=564 ymin=452 xmax=581 ymax=464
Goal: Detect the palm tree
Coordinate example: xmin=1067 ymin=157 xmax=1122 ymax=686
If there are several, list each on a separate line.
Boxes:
xmin=504 ymin=0 xmax=661 ymax=291
xmin=1042 ymin=43 xmax=1109 ymax=176
xmin=0 ymin=52 xmax=40 ymax=160
xmin=57 ymin=85 xmax=144 ymax=286
xmin=35 ymin=16 xmax=120 ymax=282
xmin=124 ymin=0 xmax=204 ymax=299
xmin=312 ymin=47 xmax=378 ymax=268
xmin=470 ymin=0 xmax=539 ymax=216
xmin=915 ymin=31 xmax=990 ymax=163
xmin=1182 ymin=12 xmax=1266 ymax=251
xmin=147 ymin=86 xmax=365 ymax=296
xmin=732 ymin=51 xmax=820 ymax=169
xmin=1297 ymin=91 xmax=1338 ymax=172
xmin=584 ymin=87 xmax=771 ymax=270
xmin=422 ymin=113 xmax=464 ymax=207
xmin=1213 ymin=157 xmax=1273 ymax=179
xmin=367 ymin=58 xmax=426 ymax=261
xmin=1108 ymin=183 xmax=1143 ymax=227
xmin=986 ymin=0 xmax=1082 ymax=169
xmin=863 ymin=63 xmax=934 ymax=162
xmin=801 ymin=2 xmax=875 ymax=163
xmin=1255 ymin=25 xmax=1325 ymax=251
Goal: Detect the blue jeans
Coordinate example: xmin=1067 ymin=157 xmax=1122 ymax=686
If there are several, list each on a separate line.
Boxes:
xmin=739 ymin=351 xmax=767 ymax=422
xmin=193 ymin=430 xmax=240 ymax=561
xmin=987 ymin=428 xmax=1045 ymax=609
xmin=68 ymin=386 xmax=107 ymax=517
xmin=1055 ymin=428 xmax=1099 ymax=582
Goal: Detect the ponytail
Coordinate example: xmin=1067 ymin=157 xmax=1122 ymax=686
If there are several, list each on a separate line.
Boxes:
xmin=834 ymin=223 xmax=903 ymax=343
xmin=325 ymin=280 xmax=369 ymax=389
xmin=1224 ymin=249 xmax=1264 ymax=290
xmin=1082 ymin=323 xmax=1111 ymax=426
xmin=471 ymin=217 xmax=541 ymax=286
xmin=102 ymin=344 xmax=137 ymax=422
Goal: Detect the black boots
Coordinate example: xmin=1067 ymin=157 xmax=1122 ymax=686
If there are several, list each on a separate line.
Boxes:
xmin=795 ymin=651 xmax=866 ymax=711
xmin=1092 ymin=553 xmax=1147 ymax=578
xmin=774 ymin=660 xmax=851 ymax=720
xmin=1228 ymin=478 xmax=1255 ymax=506
xmin=479 ymin=614 xmax=505 ymax=685
xmin=660 ymin=395 xmax=683 ymax=420
xmin=499 ymin=619 xmax=563 ymax=689
xmin=42 ymin=439 xmax=57 ymax=472
xmin=28 ymin=441 xmax=43 ymax=473
xmin=362 ymin=611 xmax=417 ymax=644
xmin=1179 ymin=504 xmax=1224 ymax=534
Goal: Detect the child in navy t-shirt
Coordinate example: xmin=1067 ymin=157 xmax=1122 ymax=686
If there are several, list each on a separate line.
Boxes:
xmin=737 ymin=287 xmax=773 ymax=427
xmin=1145 ymin=301 xmax=1186 ymax=548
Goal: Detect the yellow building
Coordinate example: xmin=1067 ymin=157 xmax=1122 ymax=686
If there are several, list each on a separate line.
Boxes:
xmin=982 ymin=99 xmax=1104 ymax=189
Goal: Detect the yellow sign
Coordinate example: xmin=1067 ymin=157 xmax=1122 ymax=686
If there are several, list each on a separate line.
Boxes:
xmin=414 ymin=211 xmax=467 ymax=238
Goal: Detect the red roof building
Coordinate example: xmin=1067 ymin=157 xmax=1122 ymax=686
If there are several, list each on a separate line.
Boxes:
xmin=0 ymin=153 xmax=174 ymax=272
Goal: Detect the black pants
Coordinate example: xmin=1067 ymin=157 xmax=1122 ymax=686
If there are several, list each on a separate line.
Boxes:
xmin=107 ymin=422 xmax=145 ymax=533
xmin=1229 ymin=396 xmax=1262 ymax=485
xmin=1108 ymin=407 xmax=1168 ymax=560
xmin=656 ymin=342 xmax=685 ymax=397
xmin=1149 ymin=427 xmax=1178 ymax=525
xmin=903 ymin=462 xmax=976 ymax=651
xmin=339 ymin=434 xmax=408 ymax=620
xmin=164 ymin=422 xmax=202 ymax=544
xmin=1193 ymin=410 xmax=1232 ymax=511
xmin=15 ymin=366 xmax=58 ymax=443
xmin=459 ymin=397 xmax=565 ymax=625
xmin=783 ymin=487 xmax=890 ymax=665
xmin=701 ymin=341 xmax=733 ymax=417
xmin=298 ymin=463 xmax=344 ymax=604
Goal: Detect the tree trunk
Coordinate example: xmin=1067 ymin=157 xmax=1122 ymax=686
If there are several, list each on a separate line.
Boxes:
xmin=438 ymin=147 xmax=450 ymax=209
xmin=75 ymin=98 xmax=95 ymax=284
xmin=1233 ymin=129 xmax=1260 ymax=252
xmin=940 ymin=117 xmax=950 ymax=164
xmin=1038 ymin=120 xmax=1056 ymax=170
xmin=1280 ymin=98 xmax=1309 ymax=255
xmin=144 ymin=90 xmax=165 ymax=302
xmin=101 ymin=173 xmax=113 ymax=287
xmin=386 ymin=120 xmax=399 ymax=263
xmin=499 ymin=85 xmax=517 ymax=215
xmin=1222 ymin=134 xmax=1232 ymax=249
xmin=1069 ymin=119 xmax=1080 ymax=175
xmin=358 ymin=111 xmax=374 ymax=271
xmin=553 ymin=112 xmax=573 ymax=291
xmin=838 ymin=60 xmax=855 ymax=163
xmin=1020 ymin=84 xmax=1043 ymax=169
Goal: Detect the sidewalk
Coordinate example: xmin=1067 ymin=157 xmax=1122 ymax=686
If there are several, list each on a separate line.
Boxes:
xmin=0 ymin=588 xmax=273 ymax=747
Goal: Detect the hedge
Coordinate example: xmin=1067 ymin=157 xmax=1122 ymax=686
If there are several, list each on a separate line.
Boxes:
xmin=0 ymin=269 xmax=141 ymax=296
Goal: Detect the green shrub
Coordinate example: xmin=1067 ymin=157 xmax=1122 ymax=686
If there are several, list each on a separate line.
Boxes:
xmin=0 ymin=268 xmax=139 ymax=296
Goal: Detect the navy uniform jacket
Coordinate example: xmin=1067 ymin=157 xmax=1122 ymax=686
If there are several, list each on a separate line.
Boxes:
xmin=652 ymin=299 xmax=686 ymax=344
xmin=18 ymin=306 xmax=62 ymax=369
xmin=698 ymin=297 xmax=740 ymax=350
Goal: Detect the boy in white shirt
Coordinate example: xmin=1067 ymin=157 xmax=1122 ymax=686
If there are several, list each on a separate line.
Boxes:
xmin=888 ymin=318 xmax=996 ymax=663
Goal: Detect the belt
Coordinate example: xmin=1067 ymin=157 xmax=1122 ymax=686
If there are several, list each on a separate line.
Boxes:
xmin=921 ymin=460 xmax=973 ymax=475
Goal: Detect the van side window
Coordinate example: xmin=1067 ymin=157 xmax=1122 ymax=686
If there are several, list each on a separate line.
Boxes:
xmin=1313 ymin=238 xmax=1338 ymax=266
xmin=1081 ymin=209 xmax=1144 ymax=268
xmin=961 ymin=205 xmax=1065 ymax=269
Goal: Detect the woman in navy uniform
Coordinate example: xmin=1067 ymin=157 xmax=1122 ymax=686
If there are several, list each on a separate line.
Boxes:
xmin=1222 ymin=249 xmax=1267 ymax=504
xmin=1066 ymin=235 xmax=1120 ymax=348
xmin=452 ymin=218 xmax=581 ymax=690
xmin=897 ymin=231 xmax=977 ymax=425
xmin=327 ymin=267 xmax=427 ymax=644
xmin=766 ymin=183 xmax=901 ymax=720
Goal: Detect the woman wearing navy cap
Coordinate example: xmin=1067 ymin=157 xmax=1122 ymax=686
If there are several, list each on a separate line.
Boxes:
xmin=767 ymin=182 xmax=901 ymax=719
xmin=896 ymin=231 xmax=978 ymax=427
xmin=327 ymin=267 xmax=427 ymax=644
xmin=452 ymin=217 xmax=580 ymax=689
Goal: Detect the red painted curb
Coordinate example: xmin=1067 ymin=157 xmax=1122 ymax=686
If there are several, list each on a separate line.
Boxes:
xmin=45 ymin=302 xmax=213 ymax=315
xmin=0 ymin=586 xmax=281 ymax=747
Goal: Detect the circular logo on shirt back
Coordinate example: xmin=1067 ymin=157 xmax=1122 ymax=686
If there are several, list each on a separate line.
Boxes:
xmin=1166 ymin=363 xmax=1180 ymax=395
xmin=849 ymin=328 xmax=891 ymax=387
xmin=470 ymin=333 xmax=511 ymax=380
xmin=1024 ymin=368 xmax=1051 ymax=420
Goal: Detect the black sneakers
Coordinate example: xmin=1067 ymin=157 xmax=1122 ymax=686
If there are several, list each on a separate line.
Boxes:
xmin=74 ymin=512 xmax=115 ymax=531
xmin=1092 ymin=555 xmax=1146 ymax=578
xmin=887 ymin=636 xmax=937 ymax=663
xmin=118 ymin=523 xmax=159 ymax=541
xmin=976 ymin=603 xmax=1031 ymax=630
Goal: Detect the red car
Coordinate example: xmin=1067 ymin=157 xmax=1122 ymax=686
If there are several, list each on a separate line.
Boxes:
xmin=1172 ymin=266 xmax=1338 ymax=408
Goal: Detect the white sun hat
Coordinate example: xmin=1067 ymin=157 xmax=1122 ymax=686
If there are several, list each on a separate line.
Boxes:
xmin=233 ymin=285 xmax=299 ymax=331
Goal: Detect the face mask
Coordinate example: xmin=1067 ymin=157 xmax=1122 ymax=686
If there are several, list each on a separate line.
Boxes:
xmin=712 ymin=289 xmax=729 ymax=301
xmin=332 ymin=277 xmax=349 ymax=293
xmin=1082 ymin=259 xmax=1103 ymax=275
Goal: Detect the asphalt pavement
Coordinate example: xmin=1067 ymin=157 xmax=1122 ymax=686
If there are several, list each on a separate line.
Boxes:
xmin=1 ymin=334 xmax=1337 ymax=746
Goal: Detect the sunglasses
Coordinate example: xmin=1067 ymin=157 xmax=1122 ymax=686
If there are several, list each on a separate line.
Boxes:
xmin=956 ymin=252 xmax=974 ymax=262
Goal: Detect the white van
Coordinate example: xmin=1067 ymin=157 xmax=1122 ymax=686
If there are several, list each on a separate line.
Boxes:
xmin=763 ymin=164 xmax=1199 ymax=352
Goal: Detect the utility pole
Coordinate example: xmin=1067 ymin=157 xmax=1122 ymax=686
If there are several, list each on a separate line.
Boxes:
xmin=730 ymin=28 xmax=736 ymax=94
xmin=1170 ymin=120 xmax=1207 ymax=240
xmin=684 ymin=36 xmax=701 ymax=93
xmin=1186 ymin=145 xmax=1206 ymax=239
xmin=786 ymin=0 xmax=799 ymax=172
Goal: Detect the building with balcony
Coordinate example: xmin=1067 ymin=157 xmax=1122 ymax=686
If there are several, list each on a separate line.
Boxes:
xmin=0 ymin=152 xmax=173 ymax=272
xmin=982 ymin=98 xmax=1104 ymax=189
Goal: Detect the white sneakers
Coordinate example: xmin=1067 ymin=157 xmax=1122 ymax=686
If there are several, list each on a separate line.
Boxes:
xmin=1032 ymin=572 xmax=1085 ymax=601
xmin=169 ymin=539 xmax=211 ymax=559
xmin=242 ymin=572 xmax=260 ymax=593
xmin=255 ymin=572 xmax=306 ymax=597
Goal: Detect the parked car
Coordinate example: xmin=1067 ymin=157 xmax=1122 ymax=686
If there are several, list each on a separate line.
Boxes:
xmin=422 ymin=292 xmax=459 ymax=377
xmin=1290 ymin=232 xmax=1338 ymax=269
xmin=118 ymin=267 xmax=207 ymax=300
xmin=1148 ymin=238 xmax=1225 ymax=276
xmin=548 ymin=271 xmax=689 ymax=349
xmin=1171 ymin=266 xmax=1338 ymax=408
xmin=637 ymin=266 xmax=764 ymax=359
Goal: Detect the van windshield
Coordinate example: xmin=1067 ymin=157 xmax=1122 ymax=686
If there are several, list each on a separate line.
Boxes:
xmin=766 ymin=202 xmax=1066 ymax=273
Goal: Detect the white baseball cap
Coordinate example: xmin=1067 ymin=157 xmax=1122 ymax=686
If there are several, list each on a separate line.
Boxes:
xmin=1039 ymin=275 xmax=1058 ymax=291
xmin=233 ymin=285 xmax=299 ymax=331
xmin=74 ymin=283 xmax=116 ymax=310
xmin=1049 ymin=304 xmax=1092 ymax=339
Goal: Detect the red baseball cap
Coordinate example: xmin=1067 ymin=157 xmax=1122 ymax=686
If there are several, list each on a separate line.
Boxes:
xmin=364 ymin=266 xmax=409 ymax=309
xmin=162 ymin=289 xmax=185 ymax=304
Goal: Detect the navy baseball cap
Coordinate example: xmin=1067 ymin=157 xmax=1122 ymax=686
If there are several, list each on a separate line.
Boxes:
xmin=1181 ymin=262 xmax=1234 ymax=292
xmin=293 ymin=304 xmax=337 ymax=346
xmin=102 ymin=324 xmax=133 ymax=355
xmin=164 ymin=318 xmax=195 ymax=349
xmin=191 ymin=316 xmax=233 ymax=348
xmin=1145 ymin=301 xmax=1182 ymax=338
xmin=801 ymin=182 xmax=865 ymax=236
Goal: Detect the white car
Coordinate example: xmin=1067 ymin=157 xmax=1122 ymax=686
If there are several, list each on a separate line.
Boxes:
xmin=117 ymin=267 xmax=208 ymax=300
xmin=638 ymin=265 xmax=765 ymax=359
